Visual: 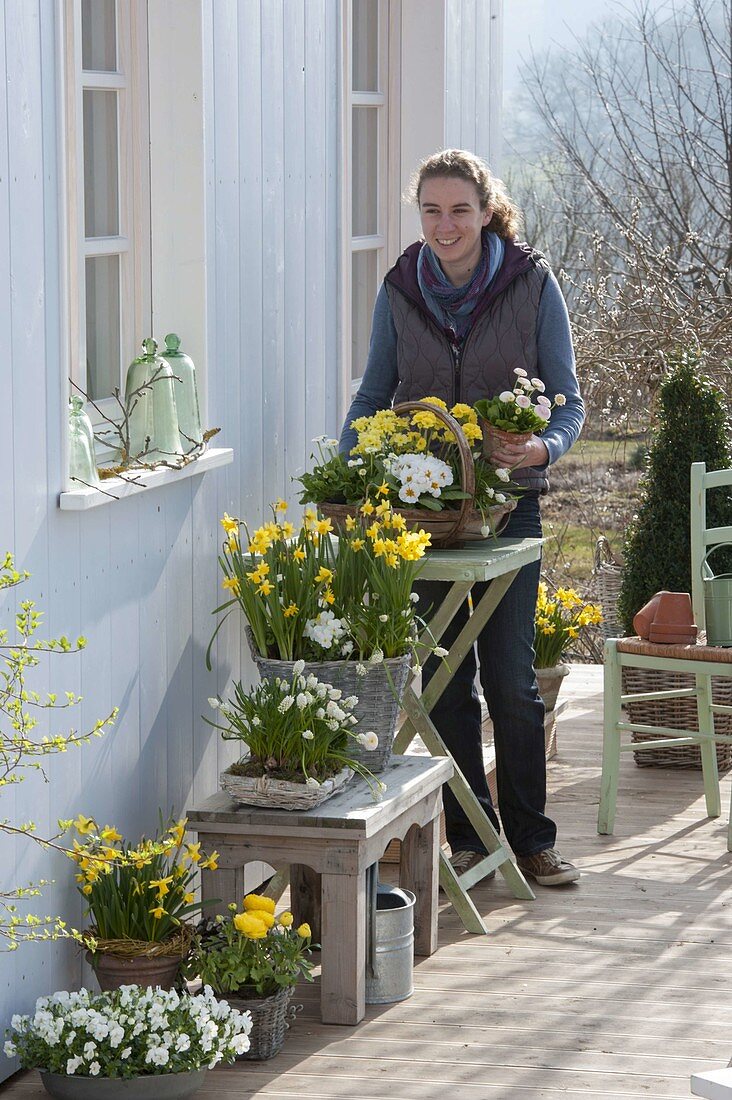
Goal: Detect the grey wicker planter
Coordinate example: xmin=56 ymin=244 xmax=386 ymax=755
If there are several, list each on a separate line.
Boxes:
xmin=246 ymin=628 xmax=411 ymax=772
xmin=220 ymin=986 xmax=294 ymax=1060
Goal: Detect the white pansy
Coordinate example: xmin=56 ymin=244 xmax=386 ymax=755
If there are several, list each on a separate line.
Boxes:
xmin=3 ymin=1042 xmax=16 ymax=1058
xmin=83 ymin=1041 xmax=97 ymax=1059
xmin=89 ymin=1061 xmax=101 ymax=1076
xmin=340 ymin=640 xmax=354 ymax=655
xmin=66 ymin=1056 xmax=83 ymax=1074
xmin=347 ymin=457 xmax=364 ymax=467
xmin=495 ymin=468 xmax=510 ymax=482
xmin=175 ymin=1034 xmax=191 ymax=1052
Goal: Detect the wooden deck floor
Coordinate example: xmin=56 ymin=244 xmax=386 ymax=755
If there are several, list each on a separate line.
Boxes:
xmin=5 ymin=663 xmax=732 ymax=1099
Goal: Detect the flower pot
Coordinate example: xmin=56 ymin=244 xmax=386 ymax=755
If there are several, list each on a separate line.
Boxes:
xmin=246 ymin=627 xmax=412 ymax=772
xmin=39 ymin=1069 xmax=207 ymax=1100
xmin=480 ymin=422 xmax=534 ymax=460
xmin=87 ymin=950 xmax=183 ymax=992
xmin=220 ymin=763 xmax=352 ymax=809
xmin=535 ymin=663 xmax=570 ymax=712
xmin=218 ymin=986 xmax=294 ymax=1060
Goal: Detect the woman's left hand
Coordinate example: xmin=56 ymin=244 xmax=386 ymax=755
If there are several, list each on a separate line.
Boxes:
xmin=489 ymin=434 xmax=549 ymax=471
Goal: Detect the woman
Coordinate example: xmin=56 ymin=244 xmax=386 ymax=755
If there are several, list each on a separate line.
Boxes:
xmin=340 ymin=150 xmax=585 ymax=887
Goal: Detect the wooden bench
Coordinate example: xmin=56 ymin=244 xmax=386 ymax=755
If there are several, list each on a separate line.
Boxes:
xmin=187 ymin=754 xmax=452 ymax=1025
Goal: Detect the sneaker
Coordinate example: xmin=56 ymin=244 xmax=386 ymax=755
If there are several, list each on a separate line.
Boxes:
xmin=449 ymin=850 xmax=496 ymax=881
xmin=516 ymin=848 xmax=580 ymax=886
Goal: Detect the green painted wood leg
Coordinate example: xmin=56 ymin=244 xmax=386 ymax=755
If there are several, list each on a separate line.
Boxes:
xmin=438 ymin=851 xmax=489 ymax=934
xmin=696 ymin=673 xmax=721 ymax=819
xmin=598 ymin=641 xmax=623 ymax=835
xmin=400 ymin=690 xmax=535 ymax=902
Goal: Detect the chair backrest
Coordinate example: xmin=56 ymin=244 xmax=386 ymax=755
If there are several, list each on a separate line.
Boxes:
xmin=690 ymin=462 xmax=732 ymax=632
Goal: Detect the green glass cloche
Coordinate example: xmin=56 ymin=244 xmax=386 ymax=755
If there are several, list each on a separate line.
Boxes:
xmin=124 ymin=337 xmax=183 ymax=462
xmin=68 ymin=395 xmax=100 ymax=486
xmin=160 ymin=333 xmax=203 ymax=447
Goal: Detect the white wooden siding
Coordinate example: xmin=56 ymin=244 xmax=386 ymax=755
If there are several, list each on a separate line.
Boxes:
xmin=0 ymin=0 xmax=496 ymax=1083
xmin=444 ymin=0 xmax=502 ymax=167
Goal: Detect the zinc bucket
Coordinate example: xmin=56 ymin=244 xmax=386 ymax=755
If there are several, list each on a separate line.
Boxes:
xmin=365 ymin=882 xmax=415 ymax=1005
xmin=702 ymin=547 xmax=732 ymax=646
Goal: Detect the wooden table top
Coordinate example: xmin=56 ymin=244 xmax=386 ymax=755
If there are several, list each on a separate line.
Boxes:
xmin=418 ymin=536 xmax=544 ymax=582
xmin=187 ymin=754 xmax=453 ymax=837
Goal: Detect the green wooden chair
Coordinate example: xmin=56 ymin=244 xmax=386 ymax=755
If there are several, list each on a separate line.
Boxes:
xmin=598 ymin=463 xmax=732 ymax=848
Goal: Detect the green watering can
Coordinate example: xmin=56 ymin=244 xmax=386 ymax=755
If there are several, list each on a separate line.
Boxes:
xmin=702 ymin=545 xmax=732 ymax=646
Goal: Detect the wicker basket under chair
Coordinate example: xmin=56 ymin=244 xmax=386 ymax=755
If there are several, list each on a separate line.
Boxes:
xmin=594 ymin=537 xmax=732 ymax=769
xmin=220 ymin=986 xmax=298 ymax=1061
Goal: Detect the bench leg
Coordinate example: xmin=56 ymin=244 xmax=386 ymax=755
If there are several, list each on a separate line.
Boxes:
xmin=320 ymin=870 xmax=366 ymax=1025
xmin=399 ymin=817 xmax=439 ymax=956
xmin=289 ymin=863 xmax=322 ymax=942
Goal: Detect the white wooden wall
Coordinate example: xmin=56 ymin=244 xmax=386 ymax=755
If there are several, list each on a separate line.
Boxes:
xmin=445 ymin=0 xmax=503 ymax=170
xmin=0 ymin=0 xmax=496 ymax=1081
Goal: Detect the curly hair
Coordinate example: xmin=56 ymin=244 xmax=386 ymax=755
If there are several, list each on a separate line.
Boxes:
xmin=407 ymin=149 xmax=522 ymax=240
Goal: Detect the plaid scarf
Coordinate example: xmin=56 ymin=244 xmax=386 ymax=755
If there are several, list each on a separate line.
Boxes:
xmin=417 ymin=229 xmax=505 ymax=342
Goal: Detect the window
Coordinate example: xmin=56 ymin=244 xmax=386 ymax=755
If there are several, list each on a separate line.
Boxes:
xmin=63 ymin=0 xmax=151 ymax=415
xmin=342 ymin=0 xmax=401 ymax=404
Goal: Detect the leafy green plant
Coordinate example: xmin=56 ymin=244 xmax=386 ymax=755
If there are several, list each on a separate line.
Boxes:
xmin=617 ymin=353 xmax=732 ymax=634
xmin=0 ymin=553 xmax=117 ymax=949
xmin=209 ymin=665 xmax=382 ymax=792
xmin=184 ymin=894 xmax=314 ymax=997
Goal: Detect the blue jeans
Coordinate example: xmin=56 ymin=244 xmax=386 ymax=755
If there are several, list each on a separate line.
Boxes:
xmin=415 ymin=492 xmax=556 ymax=858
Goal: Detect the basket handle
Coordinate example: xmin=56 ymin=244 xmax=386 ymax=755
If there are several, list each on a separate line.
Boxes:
xmin=392 ymin=400 xmax=476 ymax=545
xmin=594 ymin=535 xmax=618 ymax=573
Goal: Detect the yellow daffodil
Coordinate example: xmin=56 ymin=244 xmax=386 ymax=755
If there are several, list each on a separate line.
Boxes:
xmin=222 ymin=576 xmax=241 ymax=595
xmin=150 ymin=905 xmax=167 ymax=920
xmin=184 ymin=892 xmax=195 ymax=905
xmin=275 ymin=499 xmax=288 ymax=513
xmin=280 ymin=520 xmax=295 ymax=538
xmin=185 ymin=842 xmax=202 ymax=864
xmin=221 ymin=512 xmax=239 ymax=534
xmin=99 ymin=825 xmax=122 ymax=843
xmin=322 ymin=588 xmax=335 ymax=605
xmin=257 ymin=580 xmax=274 ymax=596
xmin=345 ymin=515 xmax=356 ymax=531
xmin=351 ymin=538 xmax=365 ymax=552
xmin=316 ymin=517 xmax=333 ymax=536
xmin=376 ymin=481 xmax=390 ymax=496
xmin=200 ymin=851 xmax=219 ymax=871
xmin=82 ymin=884 xmax=93 ymax=896
xmin=314 ymin=567 xmax=333 ymax=584
xmin=293 ymin=547 xmax=306 ymax=561
xmin=283 ymin=602 xmax=299 ymax=618
xmin=149 ymin=875 xmax=173 ymax=897
xmin=169 ymin=819 xmax=187 ymax=847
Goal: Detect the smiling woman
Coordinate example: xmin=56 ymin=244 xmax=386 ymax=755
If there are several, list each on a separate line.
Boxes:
xmin=338 ymin=147 xmax=585 ymax=888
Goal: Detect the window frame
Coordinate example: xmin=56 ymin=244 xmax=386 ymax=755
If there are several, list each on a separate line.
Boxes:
xmin=61 ymin=0 xmax=152 ymax=431
xmin=339 ymin=0 xmax=401 ymax=413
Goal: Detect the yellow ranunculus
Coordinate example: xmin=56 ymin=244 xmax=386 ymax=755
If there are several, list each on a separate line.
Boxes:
xmin=234 ymin=911 xmax=268 ymax=939
xmin=250 ymin=909 xmax=275 ymax=929
xmin=278 ymin=911 xmax=294 ymax=927
xmin=243 ymin=893 xmax=276 ymax=915
xmin=297 ymin=923 xmax=312 ymax=939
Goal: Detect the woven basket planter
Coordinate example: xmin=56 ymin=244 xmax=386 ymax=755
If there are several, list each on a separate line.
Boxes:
xmin=319 ymin=400 xmax=515 ymax=548
xmin=247 ymin=628 xmax=411 ymax=773
xmin=594 ymin=538 xmax=732 ymax=769
xmin=219 ymin=986 xmax=295 ymax=1061
xmin=220 ymin=763 xmax=352 ymax=809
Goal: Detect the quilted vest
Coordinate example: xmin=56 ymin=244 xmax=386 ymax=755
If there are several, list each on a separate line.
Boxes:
xmin=385 ymin=239 xmax=550 ymax=490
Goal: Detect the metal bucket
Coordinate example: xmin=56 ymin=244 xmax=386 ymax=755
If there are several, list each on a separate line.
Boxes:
xmin=365 ymin=875 xmax=415 ymax=1005
xmin=702 ymin=546 xmax=732 ymax=646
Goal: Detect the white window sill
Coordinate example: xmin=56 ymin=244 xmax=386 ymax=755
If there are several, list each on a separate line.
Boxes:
xmin=59 ymin=447 xmax=234 ymax=511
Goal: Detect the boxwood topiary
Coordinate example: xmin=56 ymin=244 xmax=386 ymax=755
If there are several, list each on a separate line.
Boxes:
xmin=617 ymin=353 xmax=732 ymax=635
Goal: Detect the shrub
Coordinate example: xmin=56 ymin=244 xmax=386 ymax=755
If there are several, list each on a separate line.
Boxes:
xmin=617 ymin=354 xmax=732 ymax=634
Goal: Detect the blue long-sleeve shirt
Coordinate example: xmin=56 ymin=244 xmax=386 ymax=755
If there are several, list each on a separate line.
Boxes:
xmin=340 ymin=269 xmax=584 ymax=462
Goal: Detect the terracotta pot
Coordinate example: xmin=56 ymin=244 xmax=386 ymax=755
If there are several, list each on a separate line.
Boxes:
xmin=535 ymin=663 xmax=570 ymax=712
xmin=633 ymin=590 xmax=697 ymax=644
xmin=480 ymin=421 xmax=534 ymax=460
xmin=39 ymin=1069 xmax=207 ymax=1100
xmin=87 ymin=949 xmax=183 ymax=992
